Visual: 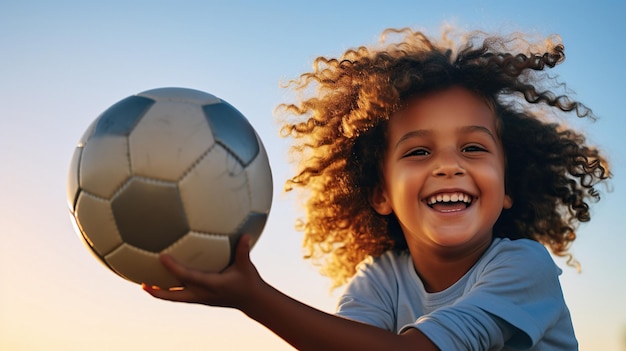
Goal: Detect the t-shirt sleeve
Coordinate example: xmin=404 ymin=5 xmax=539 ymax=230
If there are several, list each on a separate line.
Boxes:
xmin=335 ymin=255 xmax=400 ymax=332
xmin=404 ymin=240 xmax=575 ymax=350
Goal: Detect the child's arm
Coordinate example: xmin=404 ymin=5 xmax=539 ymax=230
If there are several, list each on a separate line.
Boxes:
xmin=143 ymin=235 xmax=439 ymax=351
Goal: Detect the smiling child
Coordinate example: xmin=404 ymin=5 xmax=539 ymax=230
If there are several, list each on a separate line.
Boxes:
xmin=145 ymin=27 xmax=611 ymax=350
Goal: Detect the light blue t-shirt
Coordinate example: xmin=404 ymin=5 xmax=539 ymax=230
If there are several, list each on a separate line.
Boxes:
xmin=335 ymin=238 xmax=577 ymax=350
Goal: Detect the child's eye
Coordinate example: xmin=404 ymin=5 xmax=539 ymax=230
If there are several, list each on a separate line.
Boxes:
xmin=403 ymin=148 xmax=430 ymax=157
xmin=462 ymin=145 xmax=487 ymax=153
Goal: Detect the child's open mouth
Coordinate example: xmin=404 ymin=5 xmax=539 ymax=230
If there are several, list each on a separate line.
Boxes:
xmin=426 ymin=192 xmax=473 ymax=212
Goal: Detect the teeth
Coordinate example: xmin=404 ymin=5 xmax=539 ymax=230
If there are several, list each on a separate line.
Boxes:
xmin=427 ymin=192 xmax=472 ymax=205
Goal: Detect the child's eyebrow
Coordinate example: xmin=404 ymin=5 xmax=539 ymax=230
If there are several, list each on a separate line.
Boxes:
xmin=460 ymin=125 xmax=497 ymax=143
xmin=394 ymin=130 xmax=431 ymax=151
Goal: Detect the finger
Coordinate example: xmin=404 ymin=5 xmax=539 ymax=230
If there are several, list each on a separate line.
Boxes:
xmin=142 ymin=283 xmax=198 ymax=303
xmin=159 ymin=254 xmax=217 ymax=287
xmin=234 ymin=234 xmax=252 ymax=267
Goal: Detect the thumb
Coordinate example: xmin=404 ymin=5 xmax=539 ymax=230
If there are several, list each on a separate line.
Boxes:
xmin=234 ymin=234 xmax=253 ymax=267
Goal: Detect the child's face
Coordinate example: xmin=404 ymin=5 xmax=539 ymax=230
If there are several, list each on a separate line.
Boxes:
xmin=371 ymin=86 xmax=512 ymax=255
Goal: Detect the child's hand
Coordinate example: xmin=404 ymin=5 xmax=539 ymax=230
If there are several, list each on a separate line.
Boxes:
xmin=142 ymin=234 xmax=264 ymax=310
xmin=144 ymin=235 xmax=435 ymax=350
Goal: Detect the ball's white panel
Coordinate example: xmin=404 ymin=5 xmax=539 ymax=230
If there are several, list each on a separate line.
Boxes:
xmin=129 ymin=101 xmax=215 ymax=181
xmin=74 ymin=192 xmax=123 ymax=256
xmin=164 ymin=232 xmax=232 ymax=273
xmin=67 ymin=147 xmax=82 ymax=211
xmin=245 ymin=136 xmax=273 ymax=213
xmin=80 ymin=135 xmax=130 ymax=199
xmin=137 ymin=87 xmax=221 ymax=106
xmin=105 ymin=244 xmax=181 ymax=288
xmin=179 ymin=145 xmax=250 ymax=233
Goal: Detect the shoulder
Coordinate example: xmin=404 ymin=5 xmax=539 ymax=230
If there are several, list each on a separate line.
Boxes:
xmin=341 ymin=250 xmax=419 ymax=301
xmin=460 ymin=239 xmax=576 ymax=349
xmin=463 ymin=238 xmax=566 ymax=313
xmin=336 ymin=251 xmax=412 ymax=331
xmin=478 ymin=238 xmax=560 ymax=276
xmin=357 ymin=250 xmax=411 ymax=274
xmin=489 ymin=237 xmax=550 ymax=257
xmin=464 ymin=238 xmax=569 ymax=321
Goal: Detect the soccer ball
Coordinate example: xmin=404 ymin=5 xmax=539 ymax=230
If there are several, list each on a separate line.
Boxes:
xmin=67 ymin=87 xmax=273 ymax=288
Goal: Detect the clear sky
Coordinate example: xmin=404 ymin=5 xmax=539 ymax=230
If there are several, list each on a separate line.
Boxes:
xmin=1 ymin=1 xmax=625 ymax=350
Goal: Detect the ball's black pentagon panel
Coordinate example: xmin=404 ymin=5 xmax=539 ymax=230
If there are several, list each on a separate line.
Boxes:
xmin=202 ymin=102 xmax=259 ymax=166
xmin=138 ymin=87 xmax=221 ymax=106
xmin=235 ymin=212 xmax=268 ymax=246
xmin=111 ymin=178 xmax=189 ymax=252
xmin=93 ymin=96 xmax=155 ymax=137
xmin=244 ymin=139 xmax=273 ymax=213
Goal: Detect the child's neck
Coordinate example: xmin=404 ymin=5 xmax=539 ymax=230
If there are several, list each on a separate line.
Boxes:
xmin=409 ymin=241 xmax=492 ymax=293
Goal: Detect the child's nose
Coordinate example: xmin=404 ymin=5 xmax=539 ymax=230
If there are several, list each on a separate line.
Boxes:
xmin=432 ymin=151 xmax=465 ymax=177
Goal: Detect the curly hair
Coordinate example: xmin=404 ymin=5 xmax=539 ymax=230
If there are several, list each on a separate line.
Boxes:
xmin=277 ymin=27 xmax=611 ymax=288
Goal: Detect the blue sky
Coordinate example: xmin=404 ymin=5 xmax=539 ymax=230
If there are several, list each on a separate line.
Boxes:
xmin=1 ymin=1 xmax=625 ymax=350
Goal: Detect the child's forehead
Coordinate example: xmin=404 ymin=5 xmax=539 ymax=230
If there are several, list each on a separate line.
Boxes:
xmin=391 ymin=87 xmax=499 ymax=128
xmin=401 ymin=86 xmax=494 ymax=108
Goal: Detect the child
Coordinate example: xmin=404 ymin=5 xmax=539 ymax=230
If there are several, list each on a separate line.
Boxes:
xmin=144 ymin=27 xmax=611 ymax=350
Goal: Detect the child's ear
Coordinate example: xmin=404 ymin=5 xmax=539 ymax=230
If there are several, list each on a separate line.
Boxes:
xmin=369 ymin=186 xmax=393 ymax=215
xmin=503 ymin=194 xmax=513 ymax=209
